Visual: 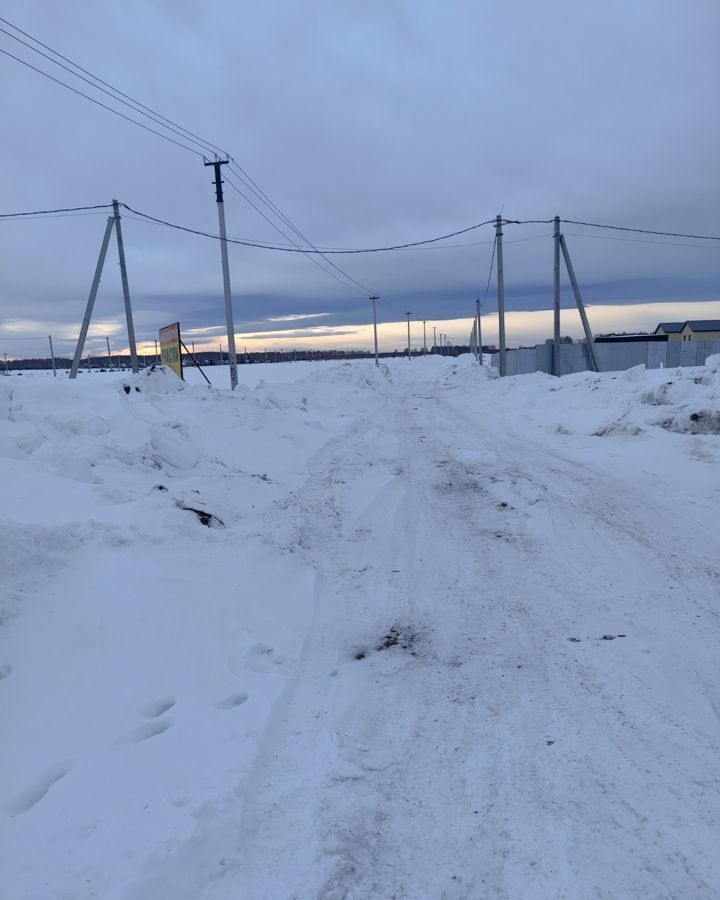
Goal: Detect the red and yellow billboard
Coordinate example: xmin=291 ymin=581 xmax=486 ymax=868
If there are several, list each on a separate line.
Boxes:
xmin=159 ymin=322 xmax=183 ymax=380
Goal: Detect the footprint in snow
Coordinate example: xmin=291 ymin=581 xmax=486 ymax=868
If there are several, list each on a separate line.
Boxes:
xmin=139 ymin=696 xmax=176 ymax=718
xmin=216 ymin=692 xmax=249 ymax=710
xmin=8 ymin=761 xmax=74 ymax=816
xmin=127 ymin=718 xmax=173 ymax=743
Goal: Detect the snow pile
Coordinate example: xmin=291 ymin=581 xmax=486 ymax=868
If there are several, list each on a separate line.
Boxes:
xmin=2 ymin=356 xmax=720 ymax=899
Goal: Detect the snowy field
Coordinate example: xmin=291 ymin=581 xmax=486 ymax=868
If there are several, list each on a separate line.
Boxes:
xmin=1 ymin=355 xmax=720 ymax=899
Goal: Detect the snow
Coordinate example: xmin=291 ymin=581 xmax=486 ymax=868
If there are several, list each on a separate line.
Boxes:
xmin=1 ymin=356 xmax=720 ymax=899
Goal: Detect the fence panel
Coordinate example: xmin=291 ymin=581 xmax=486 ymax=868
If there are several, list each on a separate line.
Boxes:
xmin=647 ymin=343 xmax=668 ymax=369
xmin=490 ymin=338 xmax=720 ymax=377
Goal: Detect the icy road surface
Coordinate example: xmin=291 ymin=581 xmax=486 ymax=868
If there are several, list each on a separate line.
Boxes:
xmin=1 ymin=356 xmax=720 ymax=899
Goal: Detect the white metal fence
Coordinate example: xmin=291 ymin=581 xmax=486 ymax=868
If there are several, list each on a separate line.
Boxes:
xmin=489 ymin=339 xmax=720 ymax=377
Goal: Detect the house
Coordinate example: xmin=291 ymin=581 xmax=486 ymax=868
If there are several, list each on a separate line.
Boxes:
xmin=654 ymin=322 xmax=684 ymax=340
xmin=679 ymin=320 xmax=720 ymax=342
xmin=654 ymin=320 xmax=720 ymax=342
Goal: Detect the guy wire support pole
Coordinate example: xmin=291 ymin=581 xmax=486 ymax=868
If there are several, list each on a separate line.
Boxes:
xmin=553 ymin=215 xmax=561 ymax=376
xmin=423 ymin=320 xmax=427 ymax=355
xmin=370 ymin=295 xmax=379 ymax=366
xmin=495 ymin=215 xmax=506 ymax=376
xmin=476 ymin=298 xmax=483 ymax=365
xmin=112 ymin=200 xmax=138 ymax=373
xmin=204 ymin=158 xmax=238 ymax=390
xmin=70 ymin=216 xmax=115 ymax=379
xmin=48 ymin=335 xmax=56 ymax=376
xmin=405 ymin=312 xmax=412 ymax=359
xmin=106 ymin=336 xmax=112 ymax=369
xmin=559 ymin=233 xmax=602 ymax=373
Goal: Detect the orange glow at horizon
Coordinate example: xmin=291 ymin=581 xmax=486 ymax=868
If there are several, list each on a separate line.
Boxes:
xmin=124 ymin=299 xmax=720 ymax=356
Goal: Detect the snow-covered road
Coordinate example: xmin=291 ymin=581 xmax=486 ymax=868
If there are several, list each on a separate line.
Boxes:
xmin=2 ymin=357 xmax=720 ymax=898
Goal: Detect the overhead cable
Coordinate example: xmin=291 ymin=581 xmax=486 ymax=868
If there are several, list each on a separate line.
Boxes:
xmin=0 ymin=46 xmax=205 ymax=156
xmin=119 ymin=204 xmax=499 ymax=253
xmin=222 ymin=173 xmax=373 ymax=295
xmin=0 ymin=204 xmax=112 ymax=218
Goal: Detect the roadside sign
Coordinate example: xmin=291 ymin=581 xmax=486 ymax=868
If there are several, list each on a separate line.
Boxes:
xmin=159 ymin=322 xmax=183 ymax=380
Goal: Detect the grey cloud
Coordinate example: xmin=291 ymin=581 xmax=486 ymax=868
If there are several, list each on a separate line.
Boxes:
xmin=1 ymin=0 xmax=718 ymax=348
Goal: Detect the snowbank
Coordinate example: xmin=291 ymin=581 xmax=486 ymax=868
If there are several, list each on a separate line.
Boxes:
xmin=2 ymin=355 xmax=719 ymax=899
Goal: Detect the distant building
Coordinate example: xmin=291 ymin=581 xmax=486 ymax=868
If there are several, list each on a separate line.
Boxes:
xmin=679 ymin=321 xmax=720 ymax=341
xmin=595 ymin=333 xmax=667 ymax=343
xmin=654 ymin=322 xmax=684 ymax=339
xmin=654 ymin=320 xmax=720 ymax=342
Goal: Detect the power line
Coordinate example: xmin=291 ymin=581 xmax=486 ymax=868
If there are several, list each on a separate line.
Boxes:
xmin=1 ymin=210 xmax=110 ymax=222
xmin=0 ymin=15 xmax=378 ymax=293
xmin=4 ymin=19 xmax=719 ymax=251
xmin=0 ymin=14 xmax=229 ymax=158
xmin=401 ymin=232 xmax=552 ymax=251
xmin=506 ymin=218 xmax=720 ymax=241
xmin=119 ymin=203 xmax=499 ymax=253
xmin=481 ymin=235 xmax=497 ymax=308
xmin=0 ymin=46 xmax=205 ymax=156
xmin=560 ymin=218 xmax=720 ymax=241
xmin=222 ymin=172 xmax=372 ymax=295
xmin=3 ymin=201 xmax=719 ymax=255
xmin=0 ymin=204 xmax=548 ymax=252
xmin=563 ymin=231 xmax=720 ymax=250
xmin=0 ymin=24 xmax=220 ymax=159
xmin=227 ymin=161 xmax=373 ymax=294
xmin=0 ymin=204 xmax=112 ymax=218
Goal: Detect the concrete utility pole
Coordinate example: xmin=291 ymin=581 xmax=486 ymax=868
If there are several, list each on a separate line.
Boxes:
xmin=405 ymin=312 xmax=412 ymax=359
xmin=433 ymin=326 xmax=437 ymax=354
xmin=495 ymin=215 xmax=506 ymax=377
xmin=559 ymin=234 xmax=602 ymax=373
xmin=70 ymin=216 xmax=115 ymax=379
xmin=553 ymin=215 xmax=561 ymax=376
xmin=112 ymin=200 xmax=138 ymax=374
xmin=423 ymin=320 xmax=427 ymax=355
xmin=48 ymin=335 xmax=56 ymax=376
xmin=204 ymin=159 xmax=238 ymax=390
xmin=4 ymin=353 xmax=8 ymax=375
xmin=476 ymin=298 xmax=483 ymax=365
xmin=106 ymin=336 xmax=112 ymax=369
xmin=370 ymin=295 xmax=379 ymax=366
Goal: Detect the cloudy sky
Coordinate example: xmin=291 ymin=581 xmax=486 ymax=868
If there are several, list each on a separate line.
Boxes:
xmin=1 ymin=0 xmax=719 ymax=357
